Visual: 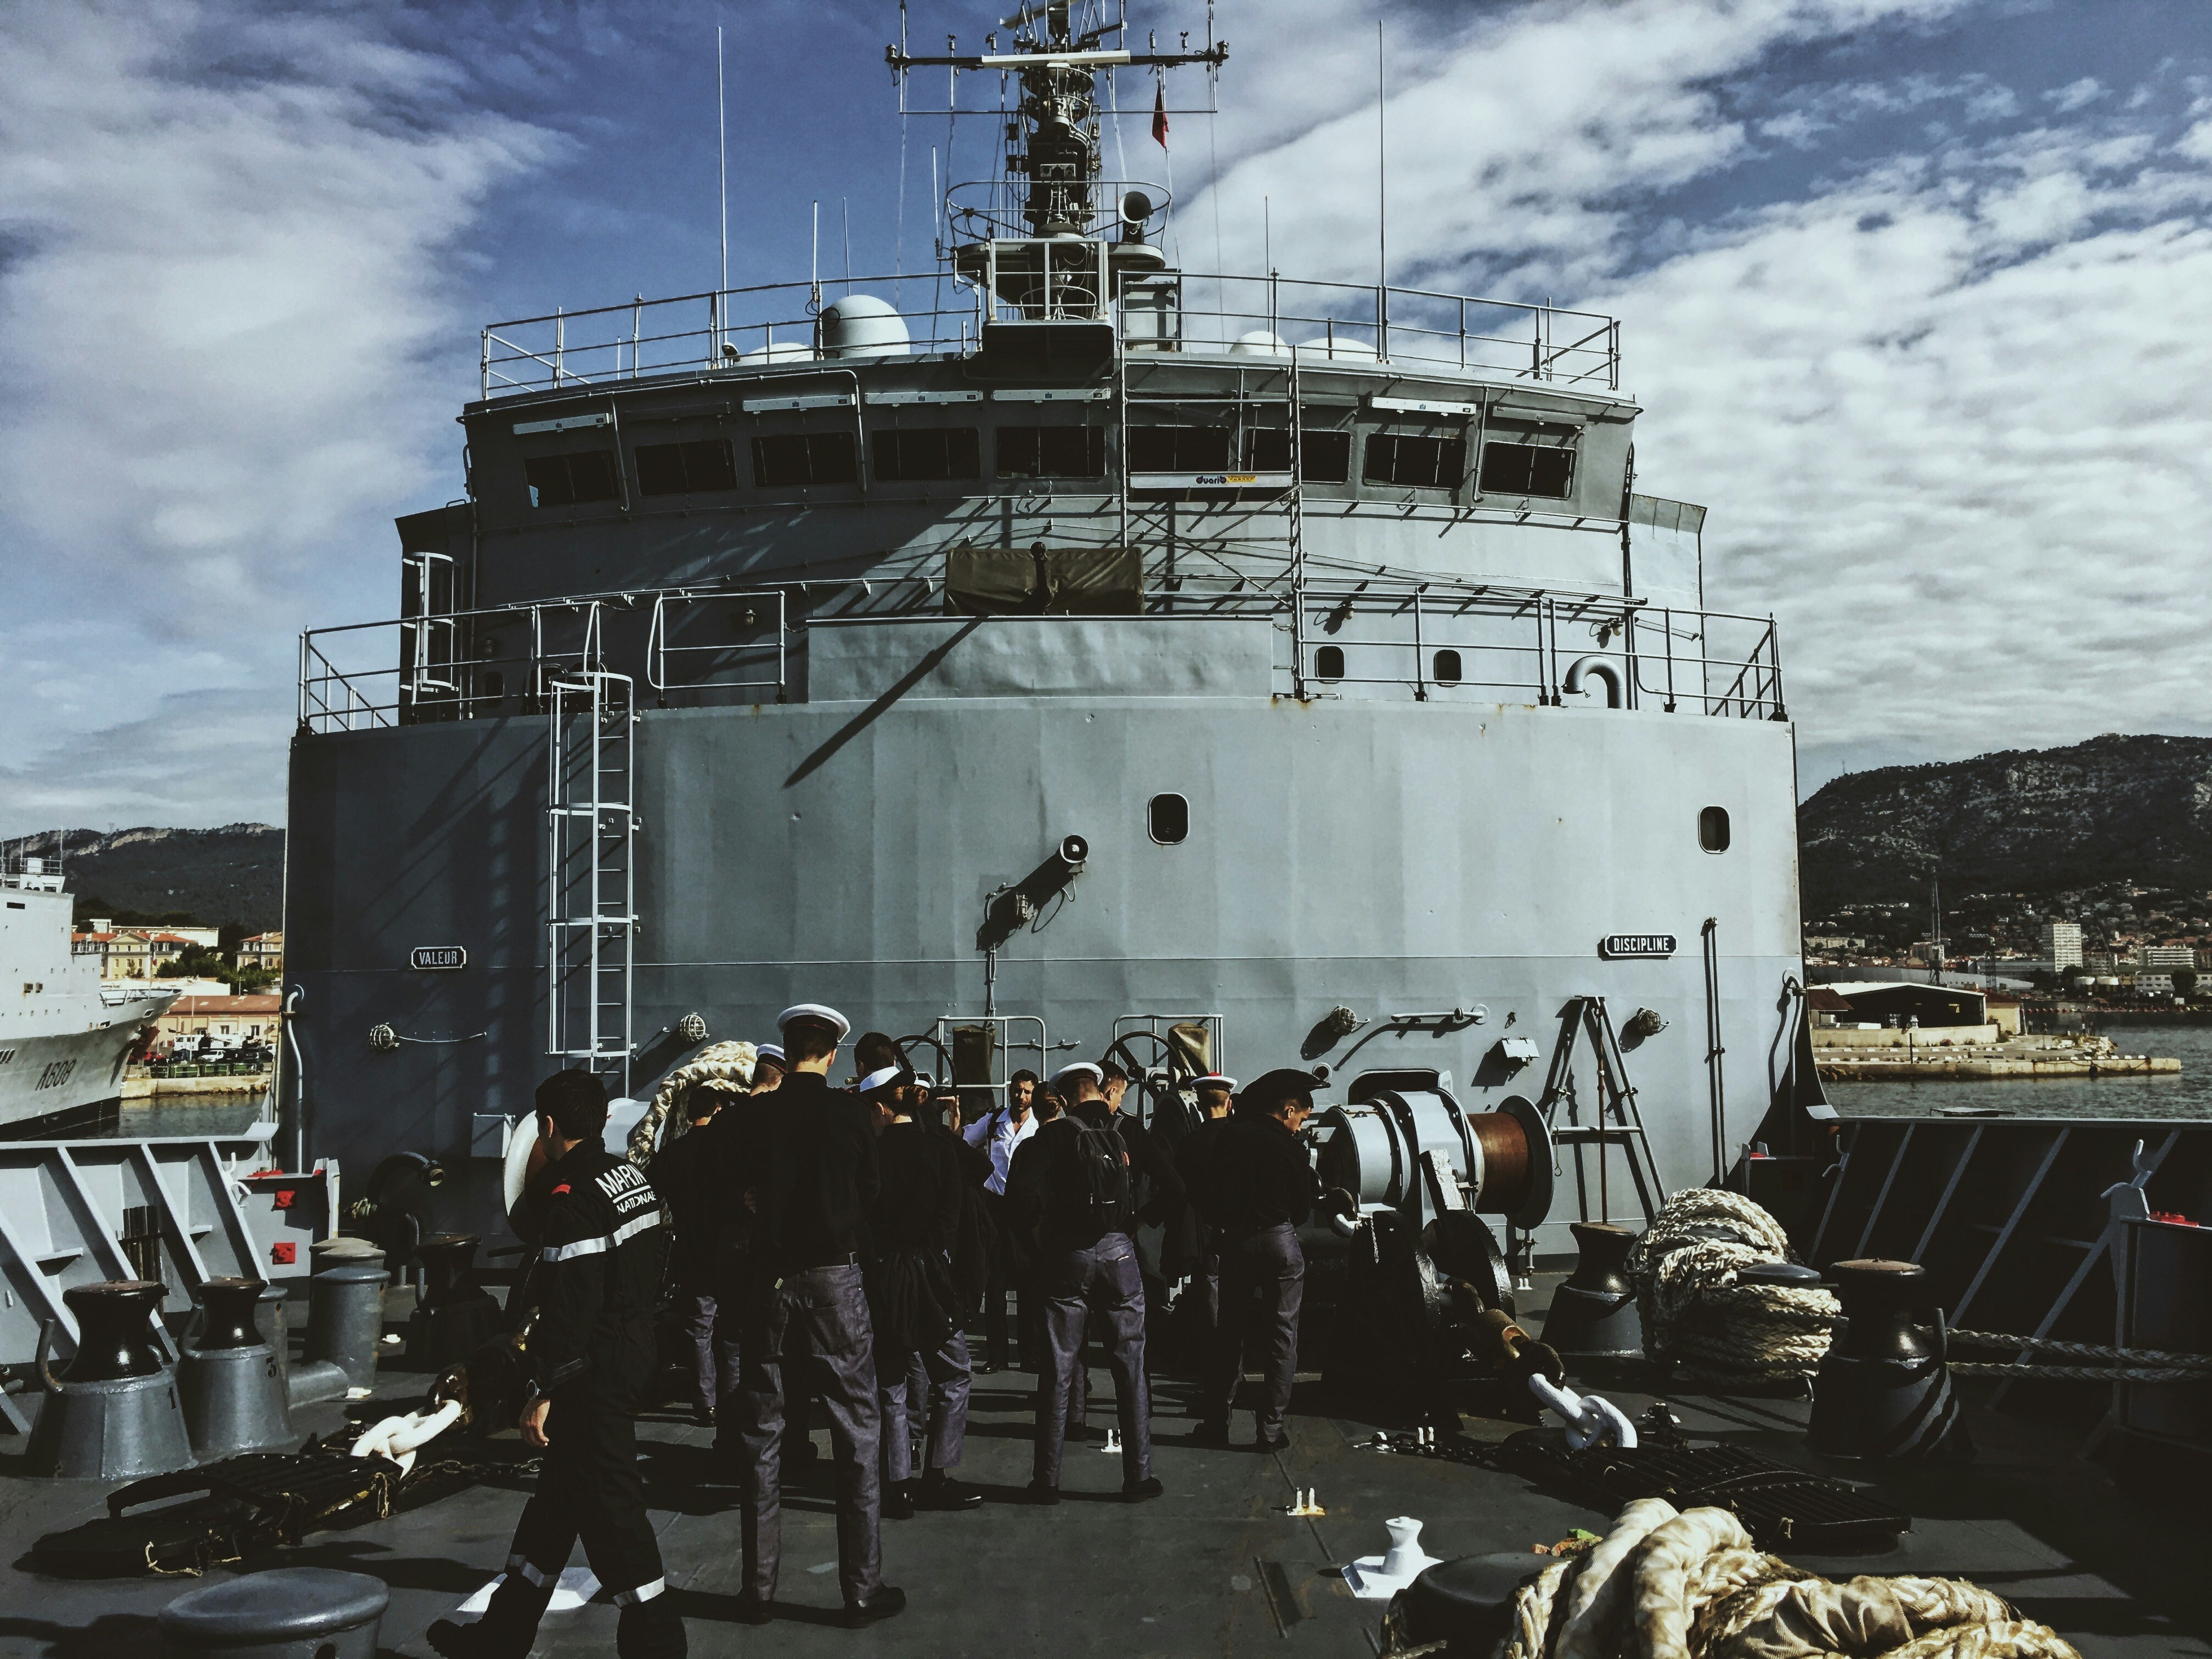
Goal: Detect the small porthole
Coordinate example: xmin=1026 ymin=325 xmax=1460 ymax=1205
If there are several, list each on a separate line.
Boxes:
xmin=1699 ymin=806 xmax=1731 ymax=853
xmin=1149 ymin=793 xmax=1189 ymax=845
xmin=1433 ymin=648 xmax=1463 ymax=687
xmin=1314 ymin=645 xmax=1345 ymax=681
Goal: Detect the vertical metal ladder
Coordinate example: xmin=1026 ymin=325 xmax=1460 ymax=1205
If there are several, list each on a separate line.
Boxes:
xmin=546 ymin=670 xmax=636 ymax=1090
xmin=1538 ymin=995 xmax=1669 ymax=1226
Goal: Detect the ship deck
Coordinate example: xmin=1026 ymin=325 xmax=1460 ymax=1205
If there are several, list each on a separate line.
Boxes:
xmin=2 ymin=1275 xmax=2205 ymax=1658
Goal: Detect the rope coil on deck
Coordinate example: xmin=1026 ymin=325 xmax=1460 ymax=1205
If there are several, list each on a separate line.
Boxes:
xmin=1625 ymin=1190 xmax=1839 ymax=1386
xmin=1498 ymin=1499 xmax=2081 ymax=1659
xmin=624 ymin=1040 xmax=758 ymax=1165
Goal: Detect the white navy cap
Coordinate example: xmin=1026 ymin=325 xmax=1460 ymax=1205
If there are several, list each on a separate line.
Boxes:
xmin=777 ymin=1003 xmax=851 ymax=1040
xmin=1052 ymin=1061 xmax=1104 ymax=1088
xmin=857 ymin=1064 xmax=906 ymax=1094
xmin=1195 ymin=1073 xmax=1239 ymax=1092
xmin=911 ymin=1071 xmax=936 ymax=1091
xmin=754 ymin=1043 xmax=787 ymax=1065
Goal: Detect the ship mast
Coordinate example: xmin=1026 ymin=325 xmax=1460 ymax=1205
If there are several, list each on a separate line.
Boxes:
xmin=888 ymin=1 xmax=1227 ymax=248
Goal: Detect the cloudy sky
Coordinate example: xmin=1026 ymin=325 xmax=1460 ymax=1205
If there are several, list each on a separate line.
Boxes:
xmin=2 ymin=0 xmax=2207 ymax=835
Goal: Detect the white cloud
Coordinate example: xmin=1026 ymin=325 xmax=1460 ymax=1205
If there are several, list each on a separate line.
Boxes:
xmin=0 ymin=689 xmax=287 ymax=830
xmin=0 ymin=2 xmax=556 ymax=834
xmin=2045 ymin=76 xmax=2108 ymax=114
xmin=1186 ymin=0 xmax=2212 ymax=784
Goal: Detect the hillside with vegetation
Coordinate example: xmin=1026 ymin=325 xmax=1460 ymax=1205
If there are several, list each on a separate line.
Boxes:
xmin=2 ymin=824 xmax=282 ymax=935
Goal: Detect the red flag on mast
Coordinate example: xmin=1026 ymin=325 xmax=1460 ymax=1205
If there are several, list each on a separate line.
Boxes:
xmin=1152 ymin=82 xmax=1169 ymax=148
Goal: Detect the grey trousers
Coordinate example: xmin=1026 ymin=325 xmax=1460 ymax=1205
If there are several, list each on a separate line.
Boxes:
xmin=881 ymin=1326 xmax=972 ymax=1482
xmin=676 ymin=1285 xmax=737 ymax=1412
xmin=735 ymin=1263 xmax=882 ymax=1607
xmin=1203 ymin=1223 xmax=1305 ymax=1437
xmin=1034 ymin=1233 xmax=1150 ymax=1487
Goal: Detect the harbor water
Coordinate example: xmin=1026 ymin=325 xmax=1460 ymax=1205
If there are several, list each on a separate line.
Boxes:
xmin=1831 ymin=1023 xmax=2207 ymax=1119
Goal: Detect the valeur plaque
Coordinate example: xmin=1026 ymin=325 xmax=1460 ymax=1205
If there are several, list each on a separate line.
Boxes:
xmin=409 ymin=945 xmax=468 ymax=972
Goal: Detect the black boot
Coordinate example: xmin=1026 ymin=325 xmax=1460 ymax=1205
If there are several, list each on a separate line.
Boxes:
xmin=917 ymin=1469 xmax=984 ymax=1511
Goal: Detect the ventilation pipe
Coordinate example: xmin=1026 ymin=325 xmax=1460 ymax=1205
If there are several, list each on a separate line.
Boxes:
xmin=1563 ymin=656 xmax=1623 ymax=708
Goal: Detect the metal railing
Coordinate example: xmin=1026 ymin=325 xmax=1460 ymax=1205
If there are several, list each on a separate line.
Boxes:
xmin=478 ymin=262 xmax=1620 ymax=399
xmin=1280 ymin=584 xmax=1784 ymax=719
xmin=302 ymin=575 xmax=1782 ymax=731
xmin=297 ymin=587 xmax=804 ymax=734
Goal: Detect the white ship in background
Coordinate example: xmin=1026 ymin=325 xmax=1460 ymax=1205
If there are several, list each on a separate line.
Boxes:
xmin=0 ymin=857 xmax=176 ymax=1135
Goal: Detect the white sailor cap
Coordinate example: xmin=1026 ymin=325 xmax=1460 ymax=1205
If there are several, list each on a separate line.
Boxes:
xmin=911 ymin=1071 xmax=937 ymax=1091
xmin=776 ymin=1004 xmax=851 ymax=1040
xmin=1051 ymin=1061 xmax=1104 ymax=1088
xmin=857 ymin=1064 xmax=906 ymax=1094
xmin=754 ymin=1043 xmax=787 ymax=1066
xmin=1195 ymin=1073 xmax=1239 ymax=1092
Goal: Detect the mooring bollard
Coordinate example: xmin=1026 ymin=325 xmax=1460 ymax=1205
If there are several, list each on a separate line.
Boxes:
xmin=407 ymin=1233 xmax=500 ymax=1369
xmin=25 ymin=1279 xmax=194 ymax=1480
xmin=292 ymin=1260 xmax=388 ymax=1404
xmin=1539 ymin=1221 xmax=1644 ymax=1356
xmin=1384 ymin=1553 xmax=1547 ymax=1657
xmin=179 ymin=1277 xmax=295 ymax=1456
xmin=158 ymin=1565 xmax=388 ymax=1659
xmin=1809 ymin=1258 xmax=1972 ymax=1463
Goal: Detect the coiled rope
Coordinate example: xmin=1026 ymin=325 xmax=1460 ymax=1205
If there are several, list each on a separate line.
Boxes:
xmin=1625 ymin=1189 xmax=1838 ymax=1386
xmin=1500 ymin=1500 xmax=2080 ymax=1659
xmin=624 ymin=1040 xmax=757 ymax=1165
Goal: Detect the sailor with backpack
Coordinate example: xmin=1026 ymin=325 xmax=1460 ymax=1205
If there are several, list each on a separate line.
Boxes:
xmin=1004 ymin=1061 xmax=1183 ymax=1504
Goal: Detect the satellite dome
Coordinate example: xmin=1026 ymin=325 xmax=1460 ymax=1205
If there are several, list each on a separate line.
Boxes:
xmin=742 ymin=341 xmax=817 ymax=365
xmin=820 ymin=294 xmax=911 ymax=359
xmin=1229 ymin=330 xmax=1290 ymax=357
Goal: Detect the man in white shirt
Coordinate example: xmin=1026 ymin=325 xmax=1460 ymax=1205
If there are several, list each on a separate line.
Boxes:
xmin=964 ymin=1070 xmax=1039 ymax=1369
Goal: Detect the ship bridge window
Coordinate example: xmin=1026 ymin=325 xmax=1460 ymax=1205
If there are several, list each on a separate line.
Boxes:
xmin=752 ymin=431 xmax=858 ymax=488
xmin=997 ymin=424 xmax=1106 ymax=479
xmin=1243 ymin=427 xmax=1352 ymax=482
xmin=524 ymin=449 xmax=620 ymax=509
xmin=873 ymin=427 xmax=980 ymax=482
xmin=1699 ymin=806 xmax=1731 ymax=853
xmin=1363 ymin=431 xmax=1466 ymax=489
xmin=1125 ymin=424 xmax=1231 ymax=472
xmin=1479 ymin=428 xmax=1578 ymax=498
xmin=635 ymin=438 xmax=737 ymax=496
xmin=1148 ymin=793 xmax=1189 ymax=845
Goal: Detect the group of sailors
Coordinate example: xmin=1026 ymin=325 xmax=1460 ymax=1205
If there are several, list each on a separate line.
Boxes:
xmin=430 ymin=1003 xmax=1328 ymax=1659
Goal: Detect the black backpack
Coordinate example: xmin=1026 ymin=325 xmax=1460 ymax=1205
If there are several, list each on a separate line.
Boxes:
xmin=1071 ymin=1120 xmax=1133 ymax=1231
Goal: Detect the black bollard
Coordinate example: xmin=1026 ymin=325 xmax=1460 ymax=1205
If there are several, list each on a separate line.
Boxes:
xmin=24 ymin=1280 xmax=194 ymax=1480
xmin=157 ymin=1564 xmax=388 ymax=1659
xmin=1385 ymin=1553 xmax=1545 ymax=1659
xmin=1809 ymin=1258 xmax=1972 ymax=1463
xmin=179 ymin=1278 xmax=294 ymax=1457
xmin=1539 ymin=1222 xmax=1643 ymax=1357
xmin=407 ymin=1233 xmax=499 ymax=1369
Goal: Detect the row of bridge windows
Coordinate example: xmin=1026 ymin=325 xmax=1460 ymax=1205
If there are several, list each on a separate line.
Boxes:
xmin=520 ymin=424 xmax=1576 ymax=507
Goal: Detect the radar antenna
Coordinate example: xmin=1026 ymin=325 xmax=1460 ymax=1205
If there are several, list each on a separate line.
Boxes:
xmin=888 ymin=1 xmax=1226 ymax=248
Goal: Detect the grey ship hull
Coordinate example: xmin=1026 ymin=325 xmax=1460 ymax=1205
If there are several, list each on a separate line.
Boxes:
xmin=286 ymin=663 xmax=1802 ymax=1248
xmin=0 ymin=1004 xmax=166 ymax=1137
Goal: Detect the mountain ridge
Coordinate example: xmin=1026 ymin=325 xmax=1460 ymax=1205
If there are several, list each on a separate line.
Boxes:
xmin=1798 ymin=733 xmax=2212 ymax=913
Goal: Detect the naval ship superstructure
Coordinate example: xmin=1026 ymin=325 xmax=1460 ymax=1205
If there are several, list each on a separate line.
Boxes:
xmin=285 ymin=3 xmax=1804 ymax=1254
xmin=0 ymin=855 xmax=176 ymax=1135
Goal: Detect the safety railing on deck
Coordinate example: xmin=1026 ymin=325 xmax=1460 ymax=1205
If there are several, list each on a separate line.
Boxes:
xmin=478 ymin=265 xmax=1620 ymax=399
xmin=300 ymin=578 xmax=1780 ymax=733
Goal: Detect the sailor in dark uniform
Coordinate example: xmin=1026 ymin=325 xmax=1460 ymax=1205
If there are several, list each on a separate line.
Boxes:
xmin=653 ymin=1077 xmax=744 ymax=1426
xmin=429 ymin=1069 xmax=683 ymax=1659
xmin=1005 ymin=1062 xmax=1181 ymax=1503
xmin=861 ymin=1066 xmax=985 ymax=1519
xmin=1166 ymin=1074 xmax=1238 ymax=1374
xmin=731 ymin=1005 xmax=906 ymax=1628
xmin=1184 ymin=1068 xmax=1323 ymax=1451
